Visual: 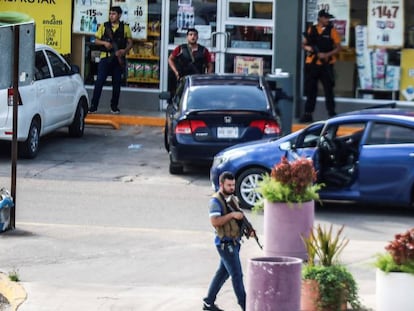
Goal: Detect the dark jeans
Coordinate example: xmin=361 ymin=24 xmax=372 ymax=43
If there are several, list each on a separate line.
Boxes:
xmin=304 ymin=63 xmax=336 ymax=116
xmin=91 ymin=56 xmax=123 ymax=110
xmin=205 ymin=242 xmax=246 ymax=311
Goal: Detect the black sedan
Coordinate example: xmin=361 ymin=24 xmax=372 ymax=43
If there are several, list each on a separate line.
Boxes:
xmin=160 ymin=74 xmax=281 ymax=174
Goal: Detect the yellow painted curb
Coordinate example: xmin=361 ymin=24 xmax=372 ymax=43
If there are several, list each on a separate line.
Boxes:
xmin=86 ymin=114 xmax=165 ymax=128
xmin=0 ymin=272 xmax=26 ymax=310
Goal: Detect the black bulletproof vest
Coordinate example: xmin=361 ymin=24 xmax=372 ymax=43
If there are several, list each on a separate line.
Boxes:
xmin=308 ymin=24 xmax=334 ymax=53
xmin=175 ymin=44 xmax=206 ymax=76
xmin=100 ymin=21 xmax=127 ymax=52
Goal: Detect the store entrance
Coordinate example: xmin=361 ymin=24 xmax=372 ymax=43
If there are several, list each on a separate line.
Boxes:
xmin=166 ymin=0 xmax=275 ymax=77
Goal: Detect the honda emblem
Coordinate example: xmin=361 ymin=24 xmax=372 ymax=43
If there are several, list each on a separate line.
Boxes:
xmin=224 ymin=116 xmax=232 ymax=123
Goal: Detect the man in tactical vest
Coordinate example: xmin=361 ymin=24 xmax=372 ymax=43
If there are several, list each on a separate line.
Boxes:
xmin=203 ymin=171 xmax=247 ymax=311
xmin=90 ymin=6 xmax=133 ymax=114
xmin=300 ymin=9 xmax=342 ymax=123
xmin=168 ymin=28 xmax=213 ymax=81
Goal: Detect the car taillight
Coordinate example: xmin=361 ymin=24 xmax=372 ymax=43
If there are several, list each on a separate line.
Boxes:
xmin=175 ymin=120 xmax=207 ymax=134
xmin=7 ymin=88 xmax=13 ymax=106
xmin=250 ymin=120 xmax=281 ymax=135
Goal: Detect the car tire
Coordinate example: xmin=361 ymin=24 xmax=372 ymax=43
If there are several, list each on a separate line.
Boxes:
xmin=169 ymin=155 xmax=183 ymax=175
xmin=69 ymin=101 xmax=86 ymax=137
xmin=236 ymin=167 xmax=268 ymax=209
xmin=164 ymin=122 xmax=170 ymax=152
xmin=19 ymin=119 xmax=40 ymax=159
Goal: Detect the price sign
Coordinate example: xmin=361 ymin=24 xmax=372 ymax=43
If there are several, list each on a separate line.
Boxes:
xmin=113 ymin=0 xmax=148 ymax=39
xmin=368 ymin=0 xmax=404 ymax=47
xmin=72 ymin=0 xmax=109 ymax=35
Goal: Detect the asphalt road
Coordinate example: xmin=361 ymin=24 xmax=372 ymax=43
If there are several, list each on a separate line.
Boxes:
xmin=0 ymin=124 xmax=413 ymax=310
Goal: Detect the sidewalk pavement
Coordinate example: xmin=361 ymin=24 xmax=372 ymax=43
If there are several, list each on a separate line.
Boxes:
xmin=0 ymin=110 xmax=378 ymax=311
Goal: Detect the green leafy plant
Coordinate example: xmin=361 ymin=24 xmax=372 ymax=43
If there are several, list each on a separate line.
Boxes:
xmin=254 ymin=156 xmax=323 ymax=212
xmin=375 ymin=228 xmax=414 ymax=275
xmin=8 ymin=268 xmax=20 ymax=282
xmin=302 ymin=224 xmax=361 ymax=310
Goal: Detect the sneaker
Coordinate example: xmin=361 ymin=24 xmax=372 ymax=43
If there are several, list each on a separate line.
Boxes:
xmin=203 ymin=300 xmax=224 ymax=311
xmin=88 ymin=107 xmax=97 ymax=114
xmin=111 ymin=108 xmax=120 ymax=114
xmin=299 ymin=113 xmax=313 ymax=123
xmin=328 ymin=112 xmax=337 ymax=118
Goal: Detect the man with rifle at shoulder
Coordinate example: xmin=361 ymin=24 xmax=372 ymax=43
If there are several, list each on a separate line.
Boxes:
xmin=203 ymin=171 xmax=261 ymax=311
xmin=300 ymin=9 xmax=342 ymax=123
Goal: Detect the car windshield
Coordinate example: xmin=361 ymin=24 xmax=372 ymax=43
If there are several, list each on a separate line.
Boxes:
xmin=186 ymin=85 xmax=268 ymax=110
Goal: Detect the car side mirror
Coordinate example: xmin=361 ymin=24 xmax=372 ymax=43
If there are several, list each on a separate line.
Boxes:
xmin=71 ymin=64 xmax=80 ymax=74
xmin=159 ymin=91 xmax=171 ymax=101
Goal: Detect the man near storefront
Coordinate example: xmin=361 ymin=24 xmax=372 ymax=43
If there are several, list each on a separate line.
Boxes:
xmin=203 ymin=171 xmax=247 ymax=311
xmin=300 ymin=9 xmax=342 ymax=123
xmin=168 ymin=28 xmax=213 ymax=80
xmin=89 ymin=6 xmax=133 ymax=114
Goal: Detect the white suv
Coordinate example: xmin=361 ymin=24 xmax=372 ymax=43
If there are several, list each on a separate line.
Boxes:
xmin=0 ymin=44 xmax=89 ymax=158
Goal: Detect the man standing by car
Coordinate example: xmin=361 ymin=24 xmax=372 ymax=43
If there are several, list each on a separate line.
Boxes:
xmin=89 ymin=6 xmax=133 ymax=114
xmin=300 ymin=9 xmax=342 ymax=123
xmin=203 ymin=171 xmax=247 ymax=311
xmin=168 ymin=28 xmax=213 ymax=80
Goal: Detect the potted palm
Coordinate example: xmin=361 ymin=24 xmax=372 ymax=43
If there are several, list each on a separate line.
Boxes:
xmin=301 ymin=224 xmax=361 ymax=311
xmin=375 ymin=228 xmax=414 ymax=311
xmin=255 ymin=155 xmax=322 ymax=259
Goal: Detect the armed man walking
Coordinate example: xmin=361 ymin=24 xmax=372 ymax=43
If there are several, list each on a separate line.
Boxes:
xmin=300 ymin=9 xmax=342 ymax=123
xmin=203 ymin=171 xmax=249 ymax=311
xmin=89 ymin=6 xmax=133 ymax=114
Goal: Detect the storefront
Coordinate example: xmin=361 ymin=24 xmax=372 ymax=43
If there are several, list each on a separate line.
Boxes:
xmin=70 ymin=0 xmax=277 ymax=111
xmin=3 ymin=1 xmax=413 ymax=115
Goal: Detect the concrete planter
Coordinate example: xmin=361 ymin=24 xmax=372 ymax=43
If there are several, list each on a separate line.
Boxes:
xmin=376 ymin=269 xmax=414 ymax=311
xmin=246 ymin=256 xmax=302 ymax=311
xmin=264 ymin=200 xmax=314 ymax=260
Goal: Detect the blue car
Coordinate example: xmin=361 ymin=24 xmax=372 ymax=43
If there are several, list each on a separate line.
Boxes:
xmin=210 ymin=108 xmax=414 ymax=209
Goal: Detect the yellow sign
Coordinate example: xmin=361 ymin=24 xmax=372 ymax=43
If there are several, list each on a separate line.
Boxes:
xmin=1 ymin=1 xmax=72 ymax=54
xmin=399 ymin=49 xmax=414 ymax=101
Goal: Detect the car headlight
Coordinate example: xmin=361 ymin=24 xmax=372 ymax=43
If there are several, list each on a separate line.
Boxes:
xmin=212 ymin=154 xmax=229 ymax=168
xmin=212 ymin=150 xmax=247 ymax=168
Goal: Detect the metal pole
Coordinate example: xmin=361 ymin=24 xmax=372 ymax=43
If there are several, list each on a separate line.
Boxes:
xmin=10 ymin=24 xmax=20 ymax=230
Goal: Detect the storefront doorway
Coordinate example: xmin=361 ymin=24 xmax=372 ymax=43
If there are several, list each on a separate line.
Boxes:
xmin=164 ymin=0 xmax=275 ymax=89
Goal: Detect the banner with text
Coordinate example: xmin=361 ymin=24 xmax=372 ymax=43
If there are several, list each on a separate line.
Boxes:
xmin=367 ymin=0 xmax=404 ymax=47
xmin=1 ymin=1 xmax=72 ymax=54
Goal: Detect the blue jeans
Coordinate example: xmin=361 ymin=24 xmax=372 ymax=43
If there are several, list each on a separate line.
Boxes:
xmin=205 ymin=242 xmax=246 ymax=310
xmin=91 ymin=56 xmax=123 ymax=110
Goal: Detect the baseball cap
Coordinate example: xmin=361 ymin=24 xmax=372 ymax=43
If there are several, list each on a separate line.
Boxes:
xmin=318 ymin=9 xmax=335 ymax=19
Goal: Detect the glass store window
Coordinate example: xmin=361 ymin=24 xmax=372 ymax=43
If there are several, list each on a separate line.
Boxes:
xmin=305 ymin=0 xmax=414 ymax=101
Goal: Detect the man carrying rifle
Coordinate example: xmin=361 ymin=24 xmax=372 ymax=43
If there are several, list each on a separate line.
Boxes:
xmin=90 ymin=6 xmax=133 ymax=114
xmin=300 ymin=9 xmax=342 ymax=123
xmin=203 ymin=171 xmax=255 ymax=311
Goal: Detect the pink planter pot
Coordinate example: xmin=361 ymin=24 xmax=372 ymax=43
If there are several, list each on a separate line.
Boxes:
xmin=246 ymin=256 xmax=302 ymax=311
xmin=264 ymin=200 xmax=314 ymax=260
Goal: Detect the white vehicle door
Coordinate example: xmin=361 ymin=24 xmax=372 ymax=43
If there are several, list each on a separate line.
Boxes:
xmin=33 ymin=50 xmax=58 ymax=130
xmin=45 ymin=50 xmax=76 ymax=126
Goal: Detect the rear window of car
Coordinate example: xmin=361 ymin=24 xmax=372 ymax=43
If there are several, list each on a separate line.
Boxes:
xmin=185 ymin=85 xmax=269 ymax=110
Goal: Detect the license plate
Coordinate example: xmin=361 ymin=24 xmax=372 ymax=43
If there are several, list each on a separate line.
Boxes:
xmin=217 ymin=127 xmax=238 ymax=138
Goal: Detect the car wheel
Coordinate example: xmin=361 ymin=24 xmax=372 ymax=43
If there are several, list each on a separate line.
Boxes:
xmin=164 ymin=122 xmax=170 ymax=152
xmin=236 ymin=167 xmax=268 ymax=209
xmin=69 ymin=101 xmax=86 ymax=137
xmin=169 ymin=155 xmax=183 ymax=175
xmin=19 ymin=119 xmax=40 ymax=159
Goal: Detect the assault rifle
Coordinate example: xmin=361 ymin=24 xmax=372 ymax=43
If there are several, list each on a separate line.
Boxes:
xmin=222 ymin=194 xmax=263 ymax=250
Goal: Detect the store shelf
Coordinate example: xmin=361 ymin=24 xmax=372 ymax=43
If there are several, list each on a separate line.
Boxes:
xmin=127 ymin=78 xmax=160 ymax=84
xmin=126 ymin=55 xmax=160 ymax=61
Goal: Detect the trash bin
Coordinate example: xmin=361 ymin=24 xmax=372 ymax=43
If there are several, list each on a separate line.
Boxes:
xmin=0 ymin=188 xmax=13 ymax=232
xmin=266 ymin=73 xmax=294 ymax=136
